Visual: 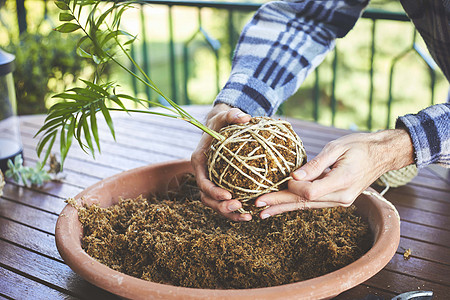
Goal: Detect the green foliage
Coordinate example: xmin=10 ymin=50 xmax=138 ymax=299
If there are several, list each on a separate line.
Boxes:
xmin=37 ymin=0 xmax=222 ymax=169
xmin=5 ymin=155 xmax=51 ymax=187
xmin=4 ymin=30 xmax=97 ymax=115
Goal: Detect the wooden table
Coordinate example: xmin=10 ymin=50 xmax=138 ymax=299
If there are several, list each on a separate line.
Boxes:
xmin=1 ymin=105 xmax=449 ymax=299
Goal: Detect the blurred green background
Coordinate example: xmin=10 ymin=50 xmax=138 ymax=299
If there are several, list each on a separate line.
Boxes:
xmin=0 ymin=0 xmax=447 ymax=131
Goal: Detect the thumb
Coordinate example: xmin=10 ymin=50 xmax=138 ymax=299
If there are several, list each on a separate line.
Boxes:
xmin=292 ymin=146 xmax=342 ymax=181
xmin=226 ymin=107 xmax=251 ymax=124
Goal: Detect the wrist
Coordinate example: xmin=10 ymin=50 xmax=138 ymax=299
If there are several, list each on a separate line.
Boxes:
xmin=372 ymin=129 xmax=415 ymax=171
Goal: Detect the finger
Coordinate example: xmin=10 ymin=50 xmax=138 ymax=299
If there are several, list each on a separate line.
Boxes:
xmin=200 ymin=192 xmax=252 ymax=221
xmin=255 ymin=189 xmax=300 ymax=208
xmin=191 ymin=152 xmax=232 ymax=201
xmin=259 ymin=200 xmax=343 ymax=219
xmin=255 ymin=189 xmax=340 ymax=207
xmin=198 ymin=177 xmax=232 ymax=201
xmin=292 ymin=143 xmax=345 ymax=181
xmin=191 ymin=139 xmax=232 ymax=201
xmin=226 ymin=107 xmax=251 ymax=124
xmin=290 ymin=160 xmax=360 ymax=201
xmin=256 ymin=181 xmax=357 ymax=208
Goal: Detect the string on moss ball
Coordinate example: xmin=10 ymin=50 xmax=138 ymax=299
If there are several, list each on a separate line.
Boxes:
xmin=207 ymin=117 xmax=307 ymax=213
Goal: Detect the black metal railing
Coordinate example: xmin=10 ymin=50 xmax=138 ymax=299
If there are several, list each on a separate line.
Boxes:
xmin=8 ymin=0 xmax=447 ymax=131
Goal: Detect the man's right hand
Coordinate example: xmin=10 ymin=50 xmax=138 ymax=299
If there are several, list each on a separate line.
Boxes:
xmin=191 ymin=103 xmax=252 ymax=221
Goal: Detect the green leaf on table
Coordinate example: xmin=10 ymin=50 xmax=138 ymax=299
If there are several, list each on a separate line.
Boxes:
xmin=5 ymin=155 xmax=52 ymax=187
xmin=60 ymin=121 xmax=67 ymax=157
xmin=75 ymin=114 xmax=88 ymax=154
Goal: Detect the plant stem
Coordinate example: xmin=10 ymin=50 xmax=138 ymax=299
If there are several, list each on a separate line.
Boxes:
xmin=108 ymin=108 xmax=224 ymax=141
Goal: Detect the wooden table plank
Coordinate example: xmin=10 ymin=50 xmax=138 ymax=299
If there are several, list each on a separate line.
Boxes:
xmin=364 ymin=269 xmax=448 ymax=298
xmin=398 ymin=237 xmax=450 ymax=266
xmin=400 ymin=221 xmax=450 ymax=248
xmin=396 ymin=205 xmax=450 ymax=229
xmin=334 ymin=284 xmax=396 ymax=299
xmin=427 ymin=164 xmax=450 ymax=184
xmin=386 ymin=185 xmax=450 ymax=204
xmin=0 ymin=266 xmax=71 ymax=299
xmin=1 ymin=184 xmax=66 ymax=215
xmin=1 ymin=106 xmax=448 ymax=299
xmin=0 ymin=198 xmax=59 ymax=235
xmin=0 ymin=217 xmax=62 ymax=261
xmin=0 ymin=240 xmax=118 ymax=299
xmin=384 ymin=254 xmax=450 ymax=286
xmin=387 ymin=191 xmax=450 ymax=217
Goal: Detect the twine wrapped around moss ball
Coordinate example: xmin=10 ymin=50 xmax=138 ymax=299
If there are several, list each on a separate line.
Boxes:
xmin=374 ymin=164 xmax=418 ymax=195
xmin=207 ymin=117 xmax=306 ymax=213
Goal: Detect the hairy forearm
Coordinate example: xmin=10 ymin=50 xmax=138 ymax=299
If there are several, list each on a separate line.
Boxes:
xmin=372 ymin=129 xmax=415 ymax=173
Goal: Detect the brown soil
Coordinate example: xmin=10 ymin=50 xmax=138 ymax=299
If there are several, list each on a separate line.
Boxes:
xmin=73 ymin=174 xmax=372 ymax=289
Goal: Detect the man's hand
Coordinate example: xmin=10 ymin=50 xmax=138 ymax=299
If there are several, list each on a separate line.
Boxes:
xmin=254 ymin=129 xmax=415 ymax=219
xmin=191 ymin=103 xmax=252 ymax=221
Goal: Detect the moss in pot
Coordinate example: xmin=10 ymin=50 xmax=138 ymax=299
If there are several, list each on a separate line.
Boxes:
xmin=37 ymin=0 xmax=307 ymax=213
xmin=55 ymin=160 xmax=400 ymax=299
xmin=67 ymin=174 xmax=372 ymax=289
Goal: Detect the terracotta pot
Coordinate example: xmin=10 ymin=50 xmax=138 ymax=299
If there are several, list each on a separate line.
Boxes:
xmin=55 ymin=159 xmax=400 ymax=300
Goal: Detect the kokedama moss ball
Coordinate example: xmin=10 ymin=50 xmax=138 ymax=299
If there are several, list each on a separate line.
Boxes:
xmin=207 ymin=117 xmax=307 ymax=213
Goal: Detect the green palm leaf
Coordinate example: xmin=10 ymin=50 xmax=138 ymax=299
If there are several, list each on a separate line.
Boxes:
xmin=37 ymin=0 xmax=224 ymax=169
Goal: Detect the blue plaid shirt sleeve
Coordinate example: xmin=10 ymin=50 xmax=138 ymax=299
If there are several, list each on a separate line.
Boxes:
xmin=395 ymin=0 xmax=450 ymax=169
xmin=396 ymin=103 xmax=450 ymax=168
xmin=214 ymin=0 xmax=369 ymax=116
xmin=215 ymin=0 xmax=450 ymax=169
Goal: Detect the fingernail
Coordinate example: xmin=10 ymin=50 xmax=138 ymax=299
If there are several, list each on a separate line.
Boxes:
xmin=256 ymin=201 xmax=267 ymax=207
xmin=228 ymin=202 xmax=240 ymax=211
xmin=240 ymin=215 xmax=251 ymax=221
xmin=220 ymin=193 xmax=232 ymax=201
xmin=293 ymin=169 xmax=306 ymax=180
xmin=261 ymin=213 xmax=270 ymax=219
xmin=235 ymin=112 xmax=248 ymax=119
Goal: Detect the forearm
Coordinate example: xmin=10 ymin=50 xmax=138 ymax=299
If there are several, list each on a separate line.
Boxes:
xmin=215 ymin=0 xmax=369 ymax=116
xmin=371 ymin=129 xmax=415 ymax=173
